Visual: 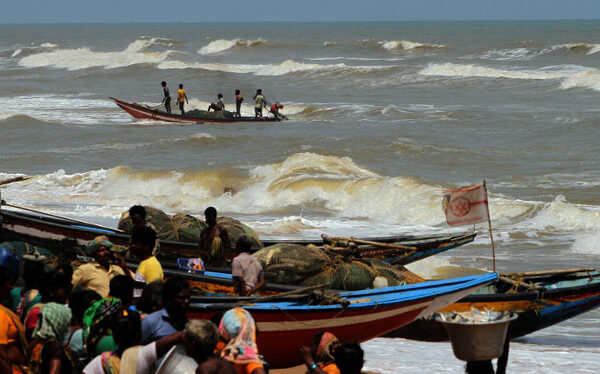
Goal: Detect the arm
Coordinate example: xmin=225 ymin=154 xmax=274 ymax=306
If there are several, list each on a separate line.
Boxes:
xmin=46 ymin=341 xmax=64 ymax=374
xmin=300 ymin=346 xmax=328 ymax=374
xmin=113 ymin=254 xmax=132 ymax=277
xmin=245 ymin=272 xmax=265 ymax=296
xmin=154 ymin=331 xmax=184 ymax=357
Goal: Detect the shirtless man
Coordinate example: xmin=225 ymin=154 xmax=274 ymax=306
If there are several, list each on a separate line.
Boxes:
xmin=161 ymin=81 xmax=171 ymax=114
xmin=207 ymin=93 xmax=225 ymax=112
xmin=199 ymin=207 xmax=231 ymax=267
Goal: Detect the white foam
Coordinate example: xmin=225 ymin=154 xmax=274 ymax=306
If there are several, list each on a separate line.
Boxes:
xmin=11 ymin=49 xmax=22 ymax=57
xmin=379 ymin=40 xmax=446 ymax=50
xmin=19 ymin=39 xmax=176 ymax=70
xmin=419 ymin=63 xmax=572 ymax=80
xmin=40 ymin=43 xmax=58 ymax=48
xmin=560 ymin=69 xmax=600 ymax=91
xmin=524 ymin=196 xmax=600 ymax=232
xmin=158 ymin=59 xmax=388 ymax=76
xmin=198 ymin=38 xmax=265 ymax=55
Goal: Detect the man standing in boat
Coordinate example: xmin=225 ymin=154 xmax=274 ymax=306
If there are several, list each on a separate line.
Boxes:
xmin=177 ymin=84 xmax=188 ymax=115
xmin=161 ymin=81 xmax=171 ymax=114
xmin=253 ymin=89 xmax=266 ymax=118
xmin=199 ymin=207 xmax=231 ymax=267
xmin=234 ymin=89 xmax=243 ymax=117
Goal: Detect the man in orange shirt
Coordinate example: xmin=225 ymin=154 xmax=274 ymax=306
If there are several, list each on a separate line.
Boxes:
xmin=177 ymin=83 xmax=189 ymax=115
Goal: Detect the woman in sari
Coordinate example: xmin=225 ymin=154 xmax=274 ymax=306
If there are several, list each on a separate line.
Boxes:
xmin=0 ymin=266 xmax=28 ymax=374
xmin=82 ymin=297 xmax=122 ymax=357
xmin=218 ymin=308 xmax=266 ymax=374
xmin=28 ymin=302 xmax=75 ymax=374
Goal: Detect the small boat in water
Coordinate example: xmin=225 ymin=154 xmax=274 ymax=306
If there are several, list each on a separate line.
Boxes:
xmin=110 ymin=97 xmax=283 ymax=123
xmin=387 ymin=268 xmax=600 ymax=341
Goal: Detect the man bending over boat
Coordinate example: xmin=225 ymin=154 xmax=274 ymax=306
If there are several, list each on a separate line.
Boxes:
xmin=161 ymin=81 xmax=171 ymax=114
xmin=128 ymin=205 xmax=160 ymax=255
xmin=199 ymin=207 xmax=231 ymax=268
xmin=207 ymin=93 xmax=225 ymax=111
xmin=177 ymin=83 xmax=188 ymax=115
xmin=232 ymin=235 xmax=265 ymax=296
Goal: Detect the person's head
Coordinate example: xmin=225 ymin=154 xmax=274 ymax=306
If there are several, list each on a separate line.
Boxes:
xmin=163 ymin=278 xmax=191 ymax=312
xmin=129 ymin=205 xmax=147 ymax=227
xmin=235 ymin=89 xmax=240 ymax=95
xmin=23 ymin=258 xmax=45 ymax=291
xmin=179 ymin=84 xmax=183 ymax=89
xmin=184 ymin=319 xmax=220 ymax=362
xmin=0 ymin=246 xmax=19 ymax=283
xmin=109 ymin=275 xmax=135 ymax=307
xmin=235 ymin=235 xmax=252 ymax=254
xmin=334 ymin=342 xmax=364 ymax=374
xmin=218 ymin=308 xmax=259 ymax=363
xmin=40 ymin=271 xmax=72 ymax=304
xmin=33 ymin=302 xmax=72 ymax=343
xmin=130 ymin=226 xmax=157 ymax=259
xmin=86 ymin=236 xmax=114 ymax=266
xmin=0 ymin=266 xmax=14 ymax=300
xmin=204 ymin=206 xmax=217 ymax=226
xmin=311 ymin=332 xmax=340 ymax=363
xmin=137 ymin=280 xmax=164 ymax=314
xmin=112 ymin=310 xmax=142 ymax=352
xmin=56 ymin=262 xmax=73 ymax=281
xmin=217 ymin=93 xmax=223 ymax=99
xmin=256 ymin=89 xmax=262 ymax=94
xmin=68 ymin=289 xmax=101 ymax=326
xmin=161 ymin=81 xmax=166 ymax=87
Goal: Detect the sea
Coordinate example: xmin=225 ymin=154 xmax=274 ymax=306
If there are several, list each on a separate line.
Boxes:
xmin=1 ymin=21 xmax=599 ymax=372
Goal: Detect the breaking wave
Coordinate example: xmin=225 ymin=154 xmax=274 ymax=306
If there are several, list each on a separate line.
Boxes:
xmin=3 ymin=153 xmax=598 ymax=238
xmin=379 ymin=40 xmax=446 ymax=51
xmin=420 ymin=63 xmax=600 ymax=91
xmin=198 ymin=38 xmax=267 ymax=55
xmin=18 ymin=38 xmax=177 ymax=70
xmin=158 ymin=59 xmax=390 ymax=76
xmin=553 ymin=43 xmax=600 ymax=55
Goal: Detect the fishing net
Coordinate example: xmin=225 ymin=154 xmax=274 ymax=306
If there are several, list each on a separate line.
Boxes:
xmin=217 ymin=217 xmax=263 ymax=253
xmin=364 ymin=259 xmax=424 ymax=285
xmin=186 ymin=109 xmax=235 ymax=120
xmin=253 ymin=243 xmax=329 ymax=284
xmin=118 ymin=207 xmax=207 ymax=243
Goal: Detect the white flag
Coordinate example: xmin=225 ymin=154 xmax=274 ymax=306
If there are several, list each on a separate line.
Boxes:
xmin=443 ymin=182 xmax=489 ymax=226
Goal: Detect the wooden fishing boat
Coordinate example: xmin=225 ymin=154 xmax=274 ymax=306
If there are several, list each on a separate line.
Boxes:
xmin=185 ymin=272 xmax=499 ymax=368
xmin=0 ymin=207 xmax=475 ymax=265
xmin=387 ymin=268 xmax=600 ymax=341
xmin=110 ymin=97 xmax=282 ymax=123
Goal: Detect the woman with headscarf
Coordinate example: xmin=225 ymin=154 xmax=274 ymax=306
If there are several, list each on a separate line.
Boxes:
xmin=28 ymin=302 xmax=75 ymax=374
xmin=300 ymin=332 xmax=342 ymax=374
xmin=82 ymin=311 xmax=184 ymax=374
xmin=218 ymin=308 xmax=266 ymax=374
xmin=72 ymin=236 xmax=131 ymax=298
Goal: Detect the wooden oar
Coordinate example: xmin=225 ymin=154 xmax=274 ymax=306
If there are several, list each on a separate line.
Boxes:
xmin=502 ymin=268 xmax=596 ymax=278
xmin=2 ymin=202 xmax=126 ymax=234
xmin=0 ymin=176 xmax=32 ymax=186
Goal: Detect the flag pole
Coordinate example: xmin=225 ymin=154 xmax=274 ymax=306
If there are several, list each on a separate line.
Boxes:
xmin=483 ymin=179 xmax=496 ymax=272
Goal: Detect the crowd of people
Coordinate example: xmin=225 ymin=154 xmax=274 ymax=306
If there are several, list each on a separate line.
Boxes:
xmin=160 ymin=82 xmax=287 ymax=119
xmin=0 ymin=205 xmax=367 ymax=374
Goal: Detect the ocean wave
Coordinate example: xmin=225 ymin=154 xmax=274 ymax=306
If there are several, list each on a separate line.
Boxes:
xmin=552 ymin=43 xmax=600 ymax=55
xmin=379 ymin=40 xmax=446 ymax=51
xmin=4 ymin=153 xmax=598 ymax=237
xmin=198 ymin=38 xmax=266 ymax=55
xmin=18 ymin=38 xmax=177 ymax=70
xmin=11 ymin=49 xmax=22 ymax=57
xmin=158 ymin=59 xmax=391 ymax=76
xmin=560 ymin=69 xmax=600 ymax=91
xmin=419 ymin=63 xmax=571 ymax=80
xmin=40 ymin=43 xmax=59 ymax=48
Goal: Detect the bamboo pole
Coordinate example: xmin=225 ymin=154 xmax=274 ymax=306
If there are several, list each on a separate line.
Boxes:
xmin=503 ymin=268 xmax=596 ymax=277
xmin=327 ymin=236 xmax=416 ymax=251
xmin=2 ymin=202 xmax=126 ymax=234
xmin=483 ymin=180 xmax=496 ymax=272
